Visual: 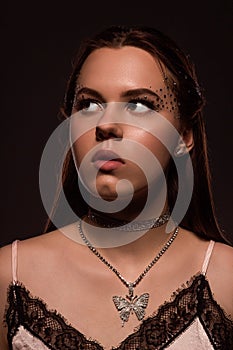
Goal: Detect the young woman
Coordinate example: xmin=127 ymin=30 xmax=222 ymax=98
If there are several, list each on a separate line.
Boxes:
xmin=0 ymin=25 xmax=232 ymax=349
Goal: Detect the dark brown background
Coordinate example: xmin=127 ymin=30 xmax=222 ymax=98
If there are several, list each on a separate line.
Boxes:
xmin=1 ymin=1 xmax=233 ymax=246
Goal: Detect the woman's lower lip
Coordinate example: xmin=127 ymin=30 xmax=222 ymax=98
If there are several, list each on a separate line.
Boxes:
xmin=93 ymin=160 xmax=124 ymax=171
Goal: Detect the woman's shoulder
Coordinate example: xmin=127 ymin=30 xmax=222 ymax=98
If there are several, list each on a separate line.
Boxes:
xmin=0 ymin=228 xmax=68 ymax=279
xmin=179 ymin=229 xmax=233 ymax=319
xmin=1 ymin=222 xmax=77 ymax=251
xmin=206 ymin=239 xmax=233 ymax=320
xmin=0 ymin=229 xmax=58 ymax=253
xmin=0 ymin=223 xmax=84 ymax=281
xmin=0 ymin=230 xmax=64 ymax=349
xmin=210 ymin=239 xmax=233 ymax=275
xmin=0 ymin=241 xmax=13 ymax=287
xmin=183 ymin=228 xmax=233 ymax=268
xmin=186 ymin=231 xmax=233 ymax=286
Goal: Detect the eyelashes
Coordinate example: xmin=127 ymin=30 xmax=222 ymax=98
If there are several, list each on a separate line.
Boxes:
xmin=73 ymin=97 xmax=162 ymax=115
xmin=128 ymin=97 xmax=162 ymax=113
xmin=73 ymin=98 xmax=103 ymax=113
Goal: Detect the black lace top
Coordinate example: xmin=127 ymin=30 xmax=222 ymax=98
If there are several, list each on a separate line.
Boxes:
xmin=4 ymin=240 xmax=233 ymax=349
xmin=5 ymin=273 xmax=233 ymax=350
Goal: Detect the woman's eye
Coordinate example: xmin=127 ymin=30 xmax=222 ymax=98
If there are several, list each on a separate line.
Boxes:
xmin=127 ymin=100 xmax=156 ymax=114
xmin=75 ymin=99 xmax=103 ymax=114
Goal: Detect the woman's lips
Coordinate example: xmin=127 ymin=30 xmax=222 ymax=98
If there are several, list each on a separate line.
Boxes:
xmin=92 ymin=150 xmax=125 ymax=171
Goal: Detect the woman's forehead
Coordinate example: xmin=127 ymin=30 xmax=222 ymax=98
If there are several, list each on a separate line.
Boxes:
xmin=78 ymin=46 xmax=166 ymax=91
xmin=74 ymin=47 xmax=179 ymax=117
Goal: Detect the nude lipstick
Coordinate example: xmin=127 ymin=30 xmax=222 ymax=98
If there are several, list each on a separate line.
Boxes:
xmin=92 ymin=150 xmax=125 ymax=171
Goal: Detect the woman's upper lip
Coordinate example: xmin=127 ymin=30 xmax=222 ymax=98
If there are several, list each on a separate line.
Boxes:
xmin=92 ymin=150 xmax=125 ymax=163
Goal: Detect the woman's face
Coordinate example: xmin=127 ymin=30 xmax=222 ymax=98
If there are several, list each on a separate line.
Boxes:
xmin=71 ymin=46 xmax=186 ymax=204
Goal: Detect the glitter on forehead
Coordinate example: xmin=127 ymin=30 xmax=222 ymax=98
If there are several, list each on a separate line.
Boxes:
xmin=153 ymin=81 xmax=180 ymax=118
xmin=154 ymin=62 xmax=181 ymax=119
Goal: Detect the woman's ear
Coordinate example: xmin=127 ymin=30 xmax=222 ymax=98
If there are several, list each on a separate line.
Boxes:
xmin=174 ymin=128 xmax=194 ymax=157
xmin=182 ymin=128 xmax=194 ymax=152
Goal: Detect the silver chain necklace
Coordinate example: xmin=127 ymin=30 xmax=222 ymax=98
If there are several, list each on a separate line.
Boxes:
xmin=78 ymin=219 xmax=179 ymax=326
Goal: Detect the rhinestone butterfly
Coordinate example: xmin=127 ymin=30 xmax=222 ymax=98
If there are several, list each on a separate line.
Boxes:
xmin=112 ymin=285 xmax=149 ymax=326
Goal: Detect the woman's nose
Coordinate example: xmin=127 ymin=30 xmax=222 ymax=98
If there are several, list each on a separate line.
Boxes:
xmin=95 ymin=104 xmax=123 ymax=141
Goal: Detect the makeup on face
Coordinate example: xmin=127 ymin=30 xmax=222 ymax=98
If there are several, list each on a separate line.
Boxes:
xmin=72 ymin=84 xmax=180 ymax=119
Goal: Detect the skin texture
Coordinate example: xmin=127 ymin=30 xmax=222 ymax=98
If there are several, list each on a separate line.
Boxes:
xmin=0 ymin=47 xmax=232 ymax=350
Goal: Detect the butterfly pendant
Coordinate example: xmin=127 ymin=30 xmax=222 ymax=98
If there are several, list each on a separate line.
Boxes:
xmin=112 ymin=286 xmax=149 ymax=327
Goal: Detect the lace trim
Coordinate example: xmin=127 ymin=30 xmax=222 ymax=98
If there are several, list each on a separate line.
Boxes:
xmin=4 ymin=273 xmax=233 ymax=350
xmin=113 ymin=273 xmax=233 ymax=350
xmin=5 ymin=282 xmax=104 ymax=350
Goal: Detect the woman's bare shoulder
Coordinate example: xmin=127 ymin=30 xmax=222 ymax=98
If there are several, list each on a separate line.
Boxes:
xmin=210 ymin=240 xmax=233 ymax=276
xmin=0 ymin=232 xmax=54 ymax=349
xmin=0 ymin=240 xmax=15 ymax=287
xmin=0 ymin=229 xmax=66 ymax=281
xmin=207 ymin=240 xmax=233 ymax=319
xmin=0 ymin=223 xmax=84 ymax=281
xmin=0 ymin=225 xmax=82 ymax=349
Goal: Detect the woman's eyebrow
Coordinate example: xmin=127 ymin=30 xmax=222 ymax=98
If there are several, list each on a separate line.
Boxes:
xmin=75 ymin=87 xmax=162 ymax=101
xmin=121 ymin=88 xmax=162 ymax=100
xmin=75 ymin=87 xmax=104 ymax=100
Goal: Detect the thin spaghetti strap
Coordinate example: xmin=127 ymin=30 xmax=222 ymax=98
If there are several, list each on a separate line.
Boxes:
xmin=12 ymin=240 xmax=19 ymax=284
xmin=201 ymin=240 xmax=215 ymax=276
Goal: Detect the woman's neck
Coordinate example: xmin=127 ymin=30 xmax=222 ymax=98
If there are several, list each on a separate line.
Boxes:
xmin=79 ymin=219 xmax=178 ymax=274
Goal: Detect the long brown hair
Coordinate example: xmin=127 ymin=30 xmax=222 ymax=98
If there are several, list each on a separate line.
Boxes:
xmin=44 ymin=25 xmax=231 ymax=245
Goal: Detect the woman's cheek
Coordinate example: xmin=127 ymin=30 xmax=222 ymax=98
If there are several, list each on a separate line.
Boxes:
xmin=72 ymin=135 xmax=93 ymax=168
